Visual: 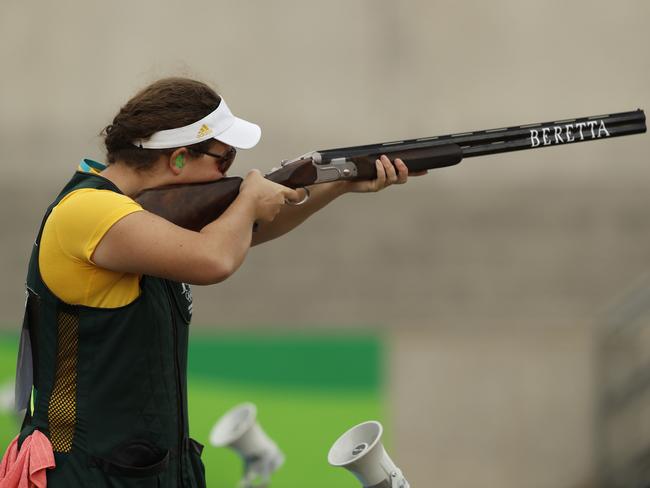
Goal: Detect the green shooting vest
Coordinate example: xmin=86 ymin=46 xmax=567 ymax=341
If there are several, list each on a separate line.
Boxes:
xmin=17 ymin=169 xmax=206 ymax=487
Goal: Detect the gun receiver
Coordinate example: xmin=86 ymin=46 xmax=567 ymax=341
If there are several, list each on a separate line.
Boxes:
xmin=135 ymin=109 xmax=646 ymax=231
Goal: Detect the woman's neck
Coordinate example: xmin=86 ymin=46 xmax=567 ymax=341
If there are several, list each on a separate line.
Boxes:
xmin=100 ymin=161 xmax=168 ymax=197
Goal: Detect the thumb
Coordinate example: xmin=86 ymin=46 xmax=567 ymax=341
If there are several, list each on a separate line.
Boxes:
xmin=284 ymin=188 xmax=304 ymax=204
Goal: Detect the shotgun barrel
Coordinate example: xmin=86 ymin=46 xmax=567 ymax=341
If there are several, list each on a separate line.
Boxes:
xmin=318 ymin=109 xmax=646 ymax=163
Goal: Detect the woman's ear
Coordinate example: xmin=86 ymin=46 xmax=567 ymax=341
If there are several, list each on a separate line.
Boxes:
xmin=169 ymin=148 xmax=188 ymax=175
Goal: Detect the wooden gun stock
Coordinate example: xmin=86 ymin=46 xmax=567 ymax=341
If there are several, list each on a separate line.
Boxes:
xmin=135 ymin=177 xmax=243 ymax=232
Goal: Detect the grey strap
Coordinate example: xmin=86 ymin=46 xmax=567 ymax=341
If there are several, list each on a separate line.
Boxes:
xmin=14 ymin=319 xmax=33 ymax=412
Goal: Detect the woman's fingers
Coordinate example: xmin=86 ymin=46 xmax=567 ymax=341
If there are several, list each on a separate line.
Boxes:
xmin=394 ymin=158 xmax=409 ymax=184
xmin=283 ymin=187 xmax=307 ymax=206
xmin=374 ymin=159 xmax=387 ymax=191
xmin=347 ymin=155 xmax=428 ymax=193
xmin=380 ymin=155 xmax=398 ymax=184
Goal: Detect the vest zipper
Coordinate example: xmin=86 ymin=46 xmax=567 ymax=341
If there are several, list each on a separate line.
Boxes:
xmin=165 ymin=282 xmax=184 ymax=487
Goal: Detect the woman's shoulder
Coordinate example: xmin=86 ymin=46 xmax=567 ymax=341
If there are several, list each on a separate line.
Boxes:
xmin=40 ymin=186 xmax=143 ymax=307
xmin=46 ymin=187 xmax=143 ymax=262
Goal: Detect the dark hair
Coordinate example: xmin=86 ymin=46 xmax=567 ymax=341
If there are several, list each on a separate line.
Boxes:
xmin=102 ymin=77 xmax=221 ymax=170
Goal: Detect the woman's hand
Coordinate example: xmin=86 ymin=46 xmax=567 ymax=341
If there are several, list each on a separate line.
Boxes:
xmin=344 ymin=155 xmax=428 ymax=193
xmin=239 ymin=169 xmax=302 ymax=223
xmin=248 ymin=155 xmax=428 ymax=247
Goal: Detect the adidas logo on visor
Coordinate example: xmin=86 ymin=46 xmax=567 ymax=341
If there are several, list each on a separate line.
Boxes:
xmin=197 ymin=124 xmax=212 ymax=138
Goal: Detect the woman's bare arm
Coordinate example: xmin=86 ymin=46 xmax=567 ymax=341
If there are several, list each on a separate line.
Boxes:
xmin=93 ymin=170 xmax=299 ymax=284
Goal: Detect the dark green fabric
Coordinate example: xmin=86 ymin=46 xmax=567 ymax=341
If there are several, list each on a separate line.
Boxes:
xmin=21 ymin=171 xmax=205 ymax=487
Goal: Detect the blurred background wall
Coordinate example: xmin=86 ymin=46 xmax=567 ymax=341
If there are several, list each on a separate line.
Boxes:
xmin=1 ymin=0 xmax=649 ymax=486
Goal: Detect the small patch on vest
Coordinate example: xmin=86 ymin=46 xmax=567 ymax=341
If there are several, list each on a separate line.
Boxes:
xmin=181 ymin=283 xmax=193 ymax=315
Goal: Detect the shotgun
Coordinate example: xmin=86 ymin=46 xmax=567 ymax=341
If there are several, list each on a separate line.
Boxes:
xmin=135 ymin=109 xmax=646 ymax=231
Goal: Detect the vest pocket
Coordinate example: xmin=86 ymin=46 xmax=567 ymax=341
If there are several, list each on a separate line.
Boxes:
xmin=90 ymin=439 xmax=170 ymax=478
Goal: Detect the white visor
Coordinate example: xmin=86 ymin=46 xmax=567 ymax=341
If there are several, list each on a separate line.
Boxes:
xmin=132 ymin=98 xmax=261 ymax=150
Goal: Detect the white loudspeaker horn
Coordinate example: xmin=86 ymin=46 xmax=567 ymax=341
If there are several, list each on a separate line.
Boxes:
xmin=328 ymin=421 xmax=410 ymax=488
xmin=210 ymin=402 xmax=284 ymax=488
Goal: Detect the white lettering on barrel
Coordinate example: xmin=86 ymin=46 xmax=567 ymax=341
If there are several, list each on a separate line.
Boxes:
xmin=565 ymin=124 xmax=575 ymax=142
xmin=530 ymin=129 xmax=540 ymax=147
xmin=587 ymin=121 xmax=597 ymax=138
xmin=598 ymin=120 xmax=610 ymax=138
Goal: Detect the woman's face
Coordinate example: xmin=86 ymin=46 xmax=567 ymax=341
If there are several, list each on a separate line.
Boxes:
xmin=181 ymin=140 xmax=237 ymax=183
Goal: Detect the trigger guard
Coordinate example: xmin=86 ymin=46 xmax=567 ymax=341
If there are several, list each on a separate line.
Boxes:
xmin=285 ymin=187 xmax=310 ymax=206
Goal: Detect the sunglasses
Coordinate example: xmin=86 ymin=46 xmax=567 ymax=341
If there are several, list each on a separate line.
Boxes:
xmin=194 ymin=147 xmax=237 ymax=174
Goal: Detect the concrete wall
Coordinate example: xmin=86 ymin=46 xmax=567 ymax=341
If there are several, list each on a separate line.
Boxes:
xmin=392 ymin=321 xmax=596 ymax=488
xmin=2 ymin=1 xmax=650 ymax=486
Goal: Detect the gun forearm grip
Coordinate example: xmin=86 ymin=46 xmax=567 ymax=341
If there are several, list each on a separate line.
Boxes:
xmin=395 ymin=143 xmax=463 ymax=172
xmin=349 ymin=143 xmax=463 ymax=180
